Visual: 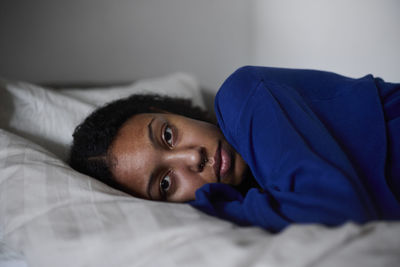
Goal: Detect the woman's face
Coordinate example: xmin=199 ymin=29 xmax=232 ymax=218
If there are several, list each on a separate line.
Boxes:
xmin=109 ymin=113 xmax=247 ymax=202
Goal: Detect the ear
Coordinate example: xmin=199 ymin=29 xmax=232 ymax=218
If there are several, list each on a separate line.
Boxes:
xmin=149 ymin=106 xmax=172 ymax=114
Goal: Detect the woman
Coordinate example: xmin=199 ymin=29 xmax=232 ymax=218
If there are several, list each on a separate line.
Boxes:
xmin=70 ymin=66 xmax=400 ymax=232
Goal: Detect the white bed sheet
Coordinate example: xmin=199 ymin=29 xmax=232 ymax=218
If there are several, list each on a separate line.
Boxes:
xmin=0 ymin=75 xmax=399 ymax=267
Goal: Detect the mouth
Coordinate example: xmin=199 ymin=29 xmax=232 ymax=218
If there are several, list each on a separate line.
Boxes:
xmin=213 ymin=140 xmax=232 ymax=182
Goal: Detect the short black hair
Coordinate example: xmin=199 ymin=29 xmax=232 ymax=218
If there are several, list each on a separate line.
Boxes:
xmin=69 ymin=94 xmax=214 ymax=194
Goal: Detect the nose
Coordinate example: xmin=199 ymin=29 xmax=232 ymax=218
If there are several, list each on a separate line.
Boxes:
xmin=164 ymin=146 xmax=206 ymax=172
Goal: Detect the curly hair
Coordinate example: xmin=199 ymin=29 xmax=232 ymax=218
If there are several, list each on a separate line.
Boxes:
xmin=68 ymin=94 xmax=214 ymax=194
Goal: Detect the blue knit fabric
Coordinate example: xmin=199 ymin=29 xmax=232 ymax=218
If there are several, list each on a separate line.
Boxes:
xmin=189 ymin=66 xmax=400 ymax=232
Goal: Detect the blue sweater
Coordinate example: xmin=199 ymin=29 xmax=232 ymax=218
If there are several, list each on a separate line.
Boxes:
xmin=189 ymin=66 xmax=400 ymax=232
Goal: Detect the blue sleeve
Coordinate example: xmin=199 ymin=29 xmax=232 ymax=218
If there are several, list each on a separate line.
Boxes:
xmin=190 ymin=66 xmax=379 ymax=232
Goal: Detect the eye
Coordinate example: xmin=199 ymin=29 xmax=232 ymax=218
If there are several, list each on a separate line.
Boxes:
xmin=163 ymin=125 xmax=174 ymax=147
xmin=160 ymin=174 xmax=171 ymax=195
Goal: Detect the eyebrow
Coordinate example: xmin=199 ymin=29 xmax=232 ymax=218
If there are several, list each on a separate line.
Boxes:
xmin=147 ymin=117 xmax=157 ymax=148
xmin=146 ymin=117 xmax=157 ymax=200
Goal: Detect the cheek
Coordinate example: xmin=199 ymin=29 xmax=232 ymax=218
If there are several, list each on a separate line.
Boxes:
xmin=171 ymin=172 xmax=208 ymax=202
xmin=111 ymin=149 xmax=153 ymax=198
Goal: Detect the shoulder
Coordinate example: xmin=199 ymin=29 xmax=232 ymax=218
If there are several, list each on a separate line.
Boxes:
xmin=214 ymin=66 xmax=264 ymax=135
xmin=214 ymin=65 xmax=298 ymax=133
xmin=214 ymin=65 xmax=322 ymax=112
xmin=214 ymin=67 xmax=263 ymax=140
xmin=215 ymin=66 xmax=263 ymax=107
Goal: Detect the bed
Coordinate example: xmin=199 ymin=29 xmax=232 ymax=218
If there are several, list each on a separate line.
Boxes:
xmin=1 ymin=73 xmax=399 ymax=267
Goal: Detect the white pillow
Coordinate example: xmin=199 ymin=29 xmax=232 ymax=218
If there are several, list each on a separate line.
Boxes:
xmin=58 ymin=72 xmax=205 ymax=108
xmin=0 ymin=73 xmax=205 ymax=161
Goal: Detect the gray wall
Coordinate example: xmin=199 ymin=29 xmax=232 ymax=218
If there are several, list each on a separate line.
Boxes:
xmin=252 ymin=0 xmax=400 ymax=82
xmin=1 ymin=0 xmax=399 ymax=97
xmin=0 ymin=0 xmax=252 ymax=93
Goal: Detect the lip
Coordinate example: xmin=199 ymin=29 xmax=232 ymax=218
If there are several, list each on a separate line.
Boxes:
xmin=219 ymin=143 xmax=232 ymax=179
xmin=213 ymin=141 xmax=232 ymax=182
xmin=213 ymin=141 xmax=222 ymax=182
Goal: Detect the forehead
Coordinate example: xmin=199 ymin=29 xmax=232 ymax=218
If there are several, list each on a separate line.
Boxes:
xmin=109 ymin=113 xmax=153 ymax=196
